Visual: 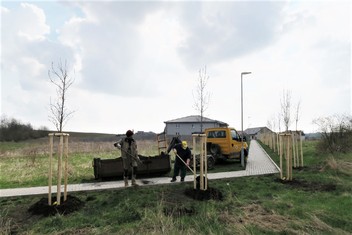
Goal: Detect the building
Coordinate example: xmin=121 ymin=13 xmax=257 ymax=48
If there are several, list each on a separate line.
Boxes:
xmin=245 ymin=127 xmax=273 ymax=140
xmin=164 ymin=115 xmax=228 ymax=137
xmin=245 ymin=127 xmax=306 ymax=141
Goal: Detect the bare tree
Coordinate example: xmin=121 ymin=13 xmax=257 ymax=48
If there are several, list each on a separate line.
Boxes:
xmin=277 ymin=112 xmax=282 ymax=133
xmin=48 ymin=60 xmax=75 ymax=132
xmin=280 ymin=89 xmax=292 ymax=132
xmin=313 ymin=114 xmax=352 ymax=153
xmin=193 ymin=66 xmax=211 ymax=132
xmin=294 ymin=99 xmax=301 ymax=131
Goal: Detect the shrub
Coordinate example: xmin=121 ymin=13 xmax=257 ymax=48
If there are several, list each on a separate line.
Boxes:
xmin=313 ymin=114 xmax=352 ymax=153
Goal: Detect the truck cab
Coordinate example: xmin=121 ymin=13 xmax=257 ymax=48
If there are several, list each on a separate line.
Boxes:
xmin=205 ymin=127 xmax=248 ymax=161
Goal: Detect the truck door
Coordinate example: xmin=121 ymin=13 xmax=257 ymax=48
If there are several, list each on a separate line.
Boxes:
xmin=230 ymin=129 xmax=242 ymax=156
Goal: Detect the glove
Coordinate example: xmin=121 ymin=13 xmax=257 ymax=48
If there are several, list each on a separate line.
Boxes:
xmin=114 ymin=143 xmax=121 ymax=149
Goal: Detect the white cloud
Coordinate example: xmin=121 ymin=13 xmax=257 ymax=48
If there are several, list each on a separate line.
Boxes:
xmin=1 ymin=1 xmax=351 ymax=134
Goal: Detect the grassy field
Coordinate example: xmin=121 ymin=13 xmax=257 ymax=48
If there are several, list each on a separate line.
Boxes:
xmin=0 ymin=137 xmax=244 ymax=189
xmin=0 ymin=138 xmax=351 ymax=234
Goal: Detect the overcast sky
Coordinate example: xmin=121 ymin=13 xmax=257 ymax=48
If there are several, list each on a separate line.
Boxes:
xmin=1 ymin=0 xmax=351 ymax=135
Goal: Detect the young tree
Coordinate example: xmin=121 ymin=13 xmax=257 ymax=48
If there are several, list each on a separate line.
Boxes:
xmin=193 ymin=66 xmax=211 ymax=132
xmin=294 ymin=99 xmax=301 ymax=131
xmin=48 ymin=60 xmax=75 ymax=133
xmin=280 ymin=90 xmax=292 ymax=132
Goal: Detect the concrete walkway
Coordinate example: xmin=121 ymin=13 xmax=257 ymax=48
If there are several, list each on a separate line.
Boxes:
xmin=0 ymin=140 xmax=280 ymax=198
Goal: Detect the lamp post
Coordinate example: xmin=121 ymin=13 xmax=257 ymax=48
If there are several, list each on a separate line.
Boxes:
xmin=241 ymin=72 xmax=251 ymax=167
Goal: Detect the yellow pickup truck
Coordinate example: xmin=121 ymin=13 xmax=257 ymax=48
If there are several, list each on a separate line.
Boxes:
xmin=205 ymin=127 xmax=249 ymax=165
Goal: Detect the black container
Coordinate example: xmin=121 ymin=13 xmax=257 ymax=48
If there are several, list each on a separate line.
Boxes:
xmin=93 ymin=153 xmax=171 ymax=179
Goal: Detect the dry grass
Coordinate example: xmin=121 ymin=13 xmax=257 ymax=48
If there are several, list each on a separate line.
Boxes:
xmin=320 ymin=155 xmax=352 ymax=176
xmin=218 ymin=203 xmax=297 ymax=234
xmin=0 ymin=139 xmax=159 ymax=158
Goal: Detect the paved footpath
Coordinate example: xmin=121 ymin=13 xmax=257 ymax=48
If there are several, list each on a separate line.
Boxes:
xmin=0 ymin=140 xmax=280 ymax=198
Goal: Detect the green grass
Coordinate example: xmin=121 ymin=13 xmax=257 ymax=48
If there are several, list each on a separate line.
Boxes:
xmin=1 ymin=139 xmax=351 ymax=234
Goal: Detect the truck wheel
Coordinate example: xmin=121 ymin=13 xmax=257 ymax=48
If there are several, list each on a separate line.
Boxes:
xmin=207 ymin=155 xmax=215 ymax=170
xmin=210 ymin=144 xmax=221 ymax=155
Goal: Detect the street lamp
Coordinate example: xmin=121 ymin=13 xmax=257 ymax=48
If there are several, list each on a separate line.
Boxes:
xmin=241 ymin=72 xmax=251 ymax=167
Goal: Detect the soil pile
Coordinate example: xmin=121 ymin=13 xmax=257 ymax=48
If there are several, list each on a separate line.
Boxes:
xmin=28 ymin=195 xmax=84 ymax=216
xmin=184 ymin=187 xmax=223 ymax=201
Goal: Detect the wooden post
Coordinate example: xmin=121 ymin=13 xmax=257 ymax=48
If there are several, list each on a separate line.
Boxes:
xmin=192 ymin=134 xmax=207 ymax=191
xmin=64 ymin=135 xmax=69 ymax=201
xmin=199 ymin=136 xmax=204 ymax=190
xmin=292 ymin=133 xmax=296 ymax=168
xmin=48 ymin=134 xmax=53 ymax=205
xmin=193 ymin=135 xmax=197 ymax=190
xmin=286 ymin=135 xmax=289 ymax=179
xmin=279 ymin=135 xmax=283 ymax=179
xmin=300 ymin=131 xmax=304 ymax=167
xmin=57 ymin=135 xmax=63 ymax=205
xmin=276 ymin=133 xmax=280 ymax=155
xmin=48 ymin=133 xmax=69 ymax=206
xmin=204 ymin=136 xmax=207 ymax=190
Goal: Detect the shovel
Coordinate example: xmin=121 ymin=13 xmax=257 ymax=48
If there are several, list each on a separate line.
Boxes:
xmin=117 ymin=145 xmax=144 ymax=165
xmin=175 ymin=153 xmax=194 ymax=173
xmin=175 ymin=153 xmax=208 ymax=190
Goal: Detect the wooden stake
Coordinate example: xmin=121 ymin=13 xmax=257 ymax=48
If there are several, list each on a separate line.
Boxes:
xmin=200 ymin=137 xmax=204 ymax=190
xmin=64 ymin=135 xmax=68 ymax=201
xmin=203 ymin=136 xmax=207 ymax=190
xmin=286 ymin=136 xmax=289 ymax=179
xmin=279 ymin=135 xmax=283 ymax=180
xmin=292 ymin=133 xmax=296 ymax=168
xmin=300 ymin=131 xmax=304 ymax=167
xmin=48 ymin=135 xmax=53 ymax=205
xmin=57 ymin=135 xmax=63 ymax=205
xmin=193 ymin=136 xmax=196 ymax=190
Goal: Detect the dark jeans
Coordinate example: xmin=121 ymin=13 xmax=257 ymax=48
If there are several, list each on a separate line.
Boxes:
xmin=172 ymin=163 xmax=186 ymax=179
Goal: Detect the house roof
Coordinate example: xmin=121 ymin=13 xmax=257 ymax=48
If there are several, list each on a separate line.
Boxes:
xmin=164 ymin=115 xmax=228 ymax=126
xmin=245 ymin=127 xmax=266 ymax=135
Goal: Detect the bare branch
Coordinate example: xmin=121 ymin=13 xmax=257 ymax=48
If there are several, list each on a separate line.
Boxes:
xmin=192 ymin=66 xmax=211 ymax=132
xmin=48 ymin=59 xmax=75 ymax=132
xmin=280 ymin=89 xmax=292 ymax=132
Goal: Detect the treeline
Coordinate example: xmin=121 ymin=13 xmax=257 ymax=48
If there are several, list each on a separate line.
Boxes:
xmin=0 ymin=117 xmax=49 ymax=142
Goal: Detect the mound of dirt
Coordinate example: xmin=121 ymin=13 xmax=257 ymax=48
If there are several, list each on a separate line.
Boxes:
xmin=28 ymin=195 xmax=84 ymax=216
xmin=184 ymin=187 xmax=223 ymax=201
xmin=275 ymin=178 xmax=336 ymax=192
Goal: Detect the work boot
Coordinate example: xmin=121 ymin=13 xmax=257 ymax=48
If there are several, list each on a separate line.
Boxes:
xmin=132 ymin=176 xmax=138 ymax=186
xmin=124 ymin=177 xmax=128 ymax=187
xmin=170 ymin=177 xmax=176 ymax=182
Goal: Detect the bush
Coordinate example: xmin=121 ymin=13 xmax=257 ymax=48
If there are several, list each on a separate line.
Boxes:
xmin=313 ymin=114 xmax=352 ymax=153
xmin=0 ymin=116 xmax=48 ymax=142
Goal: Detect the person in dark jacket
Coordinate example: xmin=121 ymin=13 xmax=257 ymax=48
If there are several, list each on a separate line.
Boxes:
xmin=116 ymin=130 xmax=142 ymax=187
xmin=171 ymin=140 xmax=191 ymax=182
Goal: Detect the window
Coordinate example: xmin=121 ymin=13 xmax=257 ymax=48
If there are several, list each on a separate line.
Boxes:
xmin=207 ymin=131 xmax=216 ymax=138
xmin=216 ymin=131 xmax=226 ymax=138
xmin=207 ymin=131 xmax=226 ymax=138
xmin=176 ymin=124 xmax=180 ymax=129
xmin=231 ymin=129 xmax=239 ymax=140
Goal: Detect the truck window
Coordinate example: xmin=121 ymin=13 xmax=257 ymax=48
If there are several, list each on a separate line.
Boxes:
xmin=207 ymin=131 xmax=216 ymax=138
xmin=216 ymin=131 xmax=226 ymax=138
xmin=231 ymin=129 xmax=239 ymax=140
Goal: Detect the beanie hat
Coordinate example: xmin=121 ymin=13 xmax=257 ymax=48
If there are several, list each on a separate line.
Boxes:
xmin=126 ymin=130 xmax=134 ymax=137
